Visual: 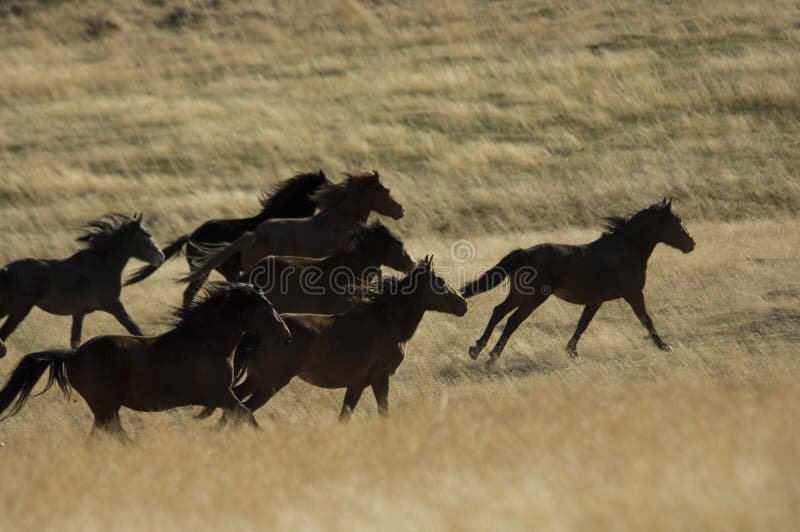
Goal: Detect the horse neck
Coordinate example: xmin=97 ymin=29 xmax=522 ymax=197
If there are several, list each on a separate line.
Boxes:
xmin=317 ymin=192 xmax=372 ymax=225
xmin=90 ymin=240 xmax=137 ymax=274
xmin=181 ymin=316 xmax=244 ymax=354
xmin=379 ymin=291 xmax=426 ymax=343
xmin=327 ymin=246 xmax=378 ymax=276
xmin=616 ymin=223 xmax=660 ymax=261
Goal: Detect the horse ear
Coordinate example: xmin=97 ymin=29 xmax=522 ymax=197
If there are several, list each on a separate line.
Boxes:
xmin=666 ymin=198 xmax=672 ymax=210
xmin=661 ymin=197 xmax=667 ymax=205
xmin=373 ymin=170 xmax=379 ymax=177
xmin=134 ymin=212 xmax=142 ymax=223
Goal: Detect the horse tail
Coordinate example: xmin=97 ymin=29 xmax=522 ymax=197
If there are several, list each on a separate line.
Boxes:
xmin=0 ymin=349 xmax=73 ymax=421
xmin=460 ymin=248 xmax=529 ymax=298
xmin=177 ymin=232 xmax=258 ymax=285
xmin=125 ymin=234 xmax=190 ymax=285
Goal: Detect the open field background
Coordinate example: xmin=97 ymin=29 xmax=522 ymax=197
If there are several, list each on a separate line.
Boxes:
xmin=1 ymin=1 xmax=799 ymax=530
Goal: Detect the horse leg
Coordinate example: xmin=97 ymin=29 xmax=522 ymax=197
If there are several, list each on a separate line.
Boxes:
xmin=624 ymin=291 xmax=672 ymax=351
xmin=71 ymin=313 xmax=86 ymax=349
xmin=90 ymin=410 xmax=131 ymax=443
xmin=236 ymin=372 xmax=294 ymax=426
xmin=371 ymin=375 xmax=390 ymax=418
xmin=182 ymin=276 xmax=207 ymax=309
xmin=105 ymin=300 xmax=143 ymax=336
xmin=339 ymin=385 xmax=365 ymax=422
xmin=0 ymin=305 xmax=33 ymax=344
xmin=194 ymin=372 xmax=259 ymax=421
xmin=469 ymin=293 xmax=520 ymax=360
xmin=216 ymin=389 xmax=257 ymax=429
xmin=565 ymin=303 xmax=602 ymax=357
xmin=487 ymin=294 xmax=549 ymax=366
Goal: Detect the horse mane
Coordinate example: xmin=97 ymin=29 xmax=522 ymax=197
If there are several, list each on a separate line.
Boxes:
xmin=310 ymin=171 xmax=381 ymax=211
xmin=171 ymin=282 xmax=254 ymax=328
xmin=345 ymin=220 xmax=398 ymax=254
xmin=76 ymin=213 xmax=140 ymax=252
xmin=602 ymin=203 xmax=666 ymax=238
xmin=349 ymin=259 xmax=428 ymax=310
xmin=257 ymin=170 xmax=329 ymax=218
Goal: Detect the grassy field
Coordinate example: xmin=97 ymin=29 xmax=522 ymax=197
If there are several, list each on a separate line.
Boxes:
xmin=1 ymin=1 xmax=799 ymax=530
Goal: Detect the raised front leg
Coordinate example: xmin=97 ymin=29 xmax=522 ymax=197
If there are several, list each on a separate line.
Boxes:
xmin=105 ymin=300 xmax=143 ymax=336
xmin=624 ymin=291 xmax=671 ymax=351
xmin=565 ymin=303 xmax=602 ymax=357
xmin=339 ymin=385 xmax=365 ymax=422
xmin=371 ymin=374 xmax=390 ymax=418
xmin=71 ymin=313 xmax=86 ymax=349
xmin=487 ymin=294 xmax=549 ymax=366
xmin=469 ymin=295 xmax=518 ymax=360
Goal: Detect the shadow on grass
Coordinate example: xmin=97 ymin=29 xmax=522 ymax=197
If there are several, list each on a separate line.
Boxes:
xmin=437 ymin=355 xmax=565 ymax=385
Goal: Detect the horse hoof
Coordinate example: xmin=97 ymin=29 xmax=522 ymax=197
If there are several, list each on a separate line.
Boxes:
xmin=468 ymin=345 xmax=483 ymax=360
xmin=485 ymin=355 xmax=498 ymax=368
xmin=660 ymin=343 xmax=673 ymax=352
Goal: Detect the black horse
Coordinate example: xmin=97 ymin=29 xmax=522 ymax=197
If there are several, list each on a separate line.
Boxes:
xmin=0 ymin=213 xmax=164 ymax=357
xmin=125 ymin=171 xmax=329 ymax=307
xmin=462 ymin=199 xmax=695 ymax=365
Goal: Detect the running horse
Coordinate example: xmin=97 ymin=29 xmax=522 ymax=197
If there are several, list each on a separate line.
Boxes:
xmin=180 ymin=171 xmax=405 ymax=286
xmin=214 ymin=256 xmax=466 ymax=422
xmin=125 ymin=171 xmax=329 ymax=307
xmin=0 ymin=213 xmax=164 ymax=357
xmin=462 ymin=199 xmax=695 ymax=365
xmin=0 ymin=283 xmax=291 ymax=439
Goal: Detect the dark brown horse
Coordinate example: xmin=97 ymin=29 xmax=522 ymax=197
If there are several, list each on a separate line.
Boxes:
xmin=192 ymin=221 xmax=415 ymax=421
xmin=125 ymin=171 xmax=329 ymax=308
xmin=216 ymin=257 xmax=466 ymax=422
xmin=462 ymin=199 xmax=695 ymax=365
xmin=180 ymin=171 xmax=405 ymax=287
xmin=0 ymin=214 xmax=164 ymax=358
xmin=245 ymin=220 xmax=415 ymax=314
xmin=0 ymin=283 xmax=291 ymax=439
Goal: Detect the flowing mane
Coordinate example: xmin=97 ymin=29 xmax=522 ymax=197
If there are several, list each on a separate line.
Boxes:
xmin=310 ymin=171 xmax=381 ymax=211
xmin=256 ymin=170 xmax=329 ymax=218
xmin=344 ymin=220 xmax=400 ymax=254
xmin=76 ymin=213 xmax=141 ymax=252
xmin=602 ymin=203 xmax=667 ymax=238
xmin=171 ymin=282 xmax=255 ymax=328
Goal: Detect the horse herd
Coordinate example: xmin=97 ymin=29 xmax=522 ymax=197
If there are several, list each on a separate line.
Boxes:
xmin=0 ymin=171 xmax=695 ymax=439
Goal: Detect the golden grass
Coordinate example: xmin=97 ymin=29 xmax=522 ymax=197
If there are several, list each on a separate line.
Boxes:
xmin=0 ymin=1 xmax=799 ymax=530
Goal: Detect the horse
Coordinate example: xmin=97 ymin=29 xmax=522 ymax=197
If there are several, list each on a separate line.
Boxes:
xmin=0 ymin=283 xmax=291 ymax=439
xmin=0 ymin=213 xmax=165 ymax=358
xmin=245 ymin=220 xmax=415 ymax=314
xmin=461 ymin=199 xmax=695 ymax=366
xmin=125 ymin=171 xmax=329 ymax=308
xmin=179 ymin=171 xmax=405 ymax=288
xmin=216 ymin=256 xmax=466 ymax=423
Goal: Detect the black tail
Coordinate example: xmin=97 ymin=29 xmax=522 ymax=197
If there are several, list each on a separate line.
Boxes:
xmin=460 ymin=248 xmax=528 ymax=298
xmin=0 ymin=349 xmax=73 ymax=421
xmin=125 ymin=234 xmax=190 ymax=285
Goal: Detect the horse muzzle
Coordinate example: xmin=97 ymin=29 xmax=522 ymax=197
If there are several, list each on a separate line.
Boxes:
xmin=150 ymin=249 xmax=167 ymax=266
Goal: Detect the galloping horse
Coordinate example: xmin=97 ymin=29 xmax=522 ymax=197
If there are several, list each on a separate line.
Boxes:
xmin=0 ymin=283 xmax=291 ymax=439
xmin=193 ymin=222 xmax=415 ymax=421
xmin=0 ymin=213 xmax=164 ymax=357
xmin=126 ymin=171 xmax=329 ymax=307
xmin=462 ymin=199 xmax=695 ymax=365
xmin=245 ymin=221 xmax=415 ymax=314
xmin=180 ymin=171 xmax=405 ymax=286
xmin=219 ymin=256 xmax=466 ymax=422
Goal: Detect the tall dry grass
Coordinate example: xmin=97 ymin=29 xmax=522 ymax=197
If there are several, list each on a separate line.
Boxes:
xmin=0 ymin=1 xmax=799 ymax=530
